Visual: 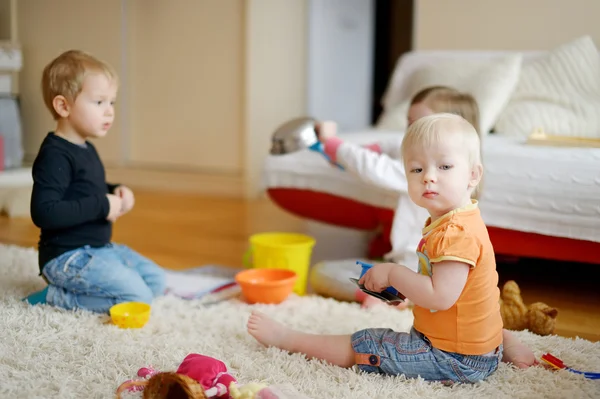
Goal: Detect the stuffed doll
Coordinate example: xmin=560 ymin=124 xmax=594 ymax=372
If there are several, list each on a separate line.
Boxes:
xmin=116 ymin=353 xmax=236 ymax=399
xmin=176 ymin=354 xmax=236 ymax=398
xmin=115 ymin=354 xmax=313 ymax=399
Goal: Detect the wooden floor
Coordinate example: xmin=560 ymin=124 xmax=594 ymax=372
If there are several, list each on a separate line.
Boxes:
xmin=1 ymin=190 xmax=598 ymax=342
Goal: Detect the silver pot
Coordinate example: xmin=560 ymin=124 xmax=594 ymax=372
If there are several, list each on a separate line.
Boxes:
xmin=270 ymin=117 xmax=319 ymax=155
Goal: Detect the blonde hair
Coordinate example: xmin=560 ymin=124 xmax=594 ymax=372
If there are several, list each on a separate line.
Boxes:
xmin=410 ymin=86 xmax=480 ymax=135
xmin=401 ymin=113 xmax=482 ymax=198
xmin=42 ymin=49 xmax=118 ymax=120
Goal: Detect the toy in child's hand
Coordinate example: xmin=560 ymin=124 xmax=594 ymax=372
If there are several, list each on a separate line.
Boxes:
xmin=349 ymin=278 xmax=405 ymax=304
xmin=540 ymin=353 xmax=600 ymax=380
xmin=499 ymin=280 xmax=558 ymax=336
xmin=357 ymin=261 xmax=403 ymax=297
xmin=350 ymin=261 xmax=405 ymax=304
xmin=269 ymin=117 xmax=344 ymax=169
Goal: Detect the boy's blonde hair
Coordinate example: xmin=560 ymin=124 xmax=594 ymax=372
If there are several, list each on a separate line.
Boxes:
xmin=401 ymin=113 xmax=482 ymax=197
xmin=41 ymin=50 xmax=118 ymax=120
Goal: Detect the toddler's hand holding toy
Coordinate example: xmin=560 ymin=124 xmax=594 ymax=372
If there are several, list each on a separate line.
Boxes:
xmin=359 ymin=263 xmax=395 ymax=293
xmin=353 ymin=261 xmax=405 ymax=305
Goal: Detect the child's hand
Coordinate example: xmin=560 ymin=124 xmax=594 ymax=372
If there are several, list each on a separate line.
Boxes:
xmin=316 ymin=120 xmax=337 ymax=142
xmin=359 ymin=263 xmax=395 ymax=293
xmin=106 ymin=194 xmax=123 ymax=222
xmin=114 ymin=185 xmax=135 ymax=215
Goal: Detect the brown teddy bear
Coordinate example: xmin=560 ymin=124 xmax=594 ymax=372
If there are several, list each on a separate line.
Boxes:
xmin=499 ymin=280 xmax=558 ymax=336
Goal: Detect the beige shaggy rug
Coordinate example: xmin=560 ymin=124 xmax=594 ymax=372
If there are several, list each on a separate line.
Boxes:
xmin=1 ymin=244 xmax=599 ymax=399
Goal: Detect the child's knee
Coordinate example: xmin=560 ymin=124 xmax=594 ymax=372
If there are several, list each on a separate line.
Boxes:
xmin=123 ymin=285 xmax=155 ymax=304
xmin=146 ymin=267 xmax=167 ymax=297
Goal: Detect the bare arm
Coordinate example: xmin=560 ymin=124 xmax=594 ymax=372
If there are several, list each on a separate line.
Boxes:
xmin=394 ymin=261 xmax=469 ymax=310
xmin=361 ymin=261 xmax=470 ymax=311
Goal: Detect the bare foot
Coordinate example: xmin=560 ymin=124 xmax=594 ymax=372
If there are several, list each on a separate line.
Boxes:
xmin=502 ymin=337 xmax=538 ymax=369
xmin=247 ymin=310 xmax=290 ymax=348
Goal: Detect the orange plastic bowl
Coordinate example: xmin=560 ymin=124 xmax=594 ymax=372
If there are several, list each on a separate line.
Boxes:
xmin=235 ymin=268 xmax=297 ymax=304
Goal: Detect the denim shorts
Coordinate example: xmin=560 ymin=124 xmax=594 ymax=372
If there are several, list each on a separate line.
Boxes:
xmin=351 ymin=327 xmax=502 ymax=384
xmin=42 ymin=243 xmax=166 ymax=314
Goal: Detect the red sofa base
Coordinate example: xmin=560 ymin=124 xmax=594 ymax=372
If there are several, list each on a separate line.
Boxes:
xmin=486 ymin=227 xmax=599 ymax=265
xmin=268 ymin=188 xmax=600 ymax=265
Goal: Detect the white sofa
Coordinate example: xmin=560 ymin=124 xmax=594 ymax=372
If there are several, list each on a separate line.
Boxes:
xmin=263 ymin=37 xmax=600 ymax=265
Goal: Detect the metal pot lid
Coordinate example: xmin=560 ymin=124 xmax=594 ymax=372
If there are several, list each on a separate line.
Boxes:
xmin=270 ymin=117 xmax=318 ymax=155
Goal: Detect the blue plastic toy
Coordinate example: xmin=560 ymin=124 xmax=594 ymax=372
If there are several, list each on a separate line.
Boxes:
xmin=541 ymin=353 xmax=600 ymax=380
xmin=357 ymin=261 xmax=400 ymax=296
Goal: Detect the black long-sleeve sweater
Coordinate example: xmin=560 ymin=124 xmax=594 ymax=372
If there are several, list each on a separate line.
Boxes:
xmin=30 ymin=133 xmax=118 ymax=272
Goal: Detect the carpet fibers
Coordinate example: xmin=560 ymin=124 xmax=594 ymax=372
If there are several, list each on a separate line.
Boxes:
xmin=1 ymin=244 xmax=598 ymax=399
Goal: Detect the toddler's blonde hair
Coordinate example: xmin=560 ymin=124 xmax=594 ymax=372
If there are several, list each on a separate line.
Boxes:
xmin=42 ymin=49 xmax=118 ymax=120
xmin=401 ymin=113 xmax=482 ymax=197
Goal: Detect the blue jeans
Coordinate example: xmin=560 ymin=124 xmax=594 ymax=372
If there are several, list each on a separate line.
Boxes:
xmin=42 ymin=243 xmax=166 ymax=314
xmin=351 ymin=327 xmax=502 ymax=384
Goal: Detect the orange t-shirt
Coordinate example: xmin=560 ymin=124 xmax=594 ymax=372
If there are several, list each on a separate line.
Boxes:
xmin=412 ymin=201 xmax=503 ymax=355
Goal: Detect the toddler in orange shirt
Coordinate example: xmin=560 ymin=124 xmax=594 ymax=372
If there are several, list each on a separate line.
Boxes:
xmin=247 ymin=114 xmax=518 ymax=383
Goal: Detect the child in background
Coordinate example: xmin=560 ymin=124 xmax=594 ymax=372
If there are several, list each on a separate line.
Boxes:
xmin=249 ymin=114 xmax=536 ymax=382
xmin=24 ymin=50 xmax=166 ymax=313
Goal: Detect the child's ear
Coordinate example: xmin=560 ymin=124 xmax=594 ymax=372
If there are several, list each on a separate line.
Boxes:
xmin=469 ymin=163 xmax=483 ymax=189
xmin=52 ymin=95 xmax=70 ymax=118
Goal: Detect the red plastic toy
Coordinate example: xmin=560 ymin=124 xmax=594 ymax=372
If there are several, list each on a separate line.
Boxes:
xmin=541 ymin=353 xmax=600 ymax=380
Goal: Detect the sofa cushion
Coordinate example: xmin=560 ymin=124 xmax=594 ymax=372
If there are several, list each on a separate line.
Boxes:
xmin=377 ymin=53 xmax=523 ymax=136
xmin=495 ymin=36 xmax=600 ymax=139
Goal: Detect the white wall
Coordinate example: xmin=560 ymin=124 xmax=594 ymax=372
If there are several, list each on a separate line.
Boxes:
xmin=13 ymin=0 xmax=308 ymax=198
xmin=307 ymin=0 xmax=374 ymax=131
xmin=414 ymin=0 xmax=600 ymax=51
xmin=17 ymin=0 xmax=125 ymax=165
xmin=244 ymin=0 xmax=307 ymax=198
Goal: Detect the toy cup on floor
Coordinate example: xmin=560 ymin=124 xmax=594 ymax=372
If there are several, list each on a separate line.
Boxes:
xmin=109 ymin=302 xmax=151 ymax=329
xmin=235 ymin=268 xmax=297 ymax=304
xmin=243 ymin=232 xmax=315 ymax=295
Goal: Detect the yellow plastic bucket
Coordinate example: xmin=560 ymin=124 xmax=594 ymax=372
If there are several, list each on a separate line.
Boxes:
xmin=243 ymin=232 xmax=316 ymax=295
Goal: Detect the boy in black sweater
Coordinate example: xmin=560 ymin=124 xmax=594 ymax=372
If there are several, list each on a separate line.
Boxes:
xmin=24 ymin=50 xmax=166 ymax=313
